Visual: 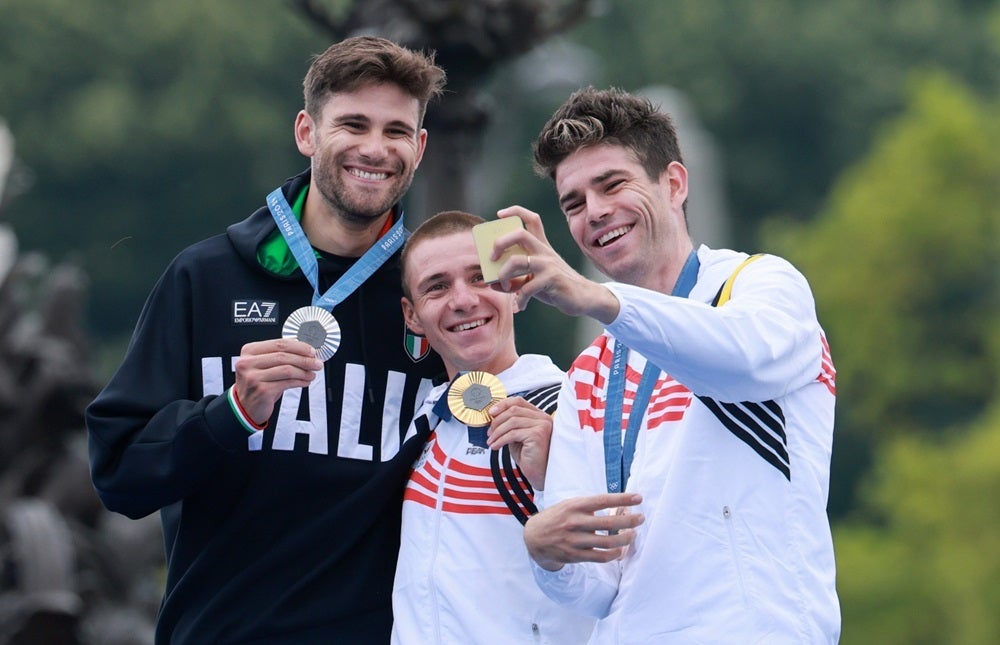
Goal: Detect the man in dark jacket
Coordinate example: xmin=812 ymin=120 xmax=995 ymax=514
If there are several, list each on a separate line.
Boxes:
xmin=86 ymin=36 xmax=447 ymax=643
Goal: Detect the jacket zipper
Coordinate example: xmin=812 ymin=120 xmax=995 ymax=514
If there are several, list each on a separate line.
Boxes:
xmin=356 ymin=284 xmax=375 ymax=403
xmin=428 ymin=438 xmax=449 ymax=642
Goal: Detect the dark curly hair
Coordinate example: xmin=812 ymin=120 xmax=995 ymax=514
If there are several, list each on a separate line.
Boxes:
xmin=533 ymin=86 xmax=684 ymax=183
xmin=303 ymin=36 xmax=446 ymax=126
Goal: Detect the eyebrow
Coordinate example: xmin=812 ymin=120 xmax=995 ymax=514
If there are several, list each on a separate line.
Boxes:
xmin=332 ymin=112 xmax=368 ymax=124
xmin=415 ymin=271 xmax=446 ymax=293
xmin=414 ymin=263 xmax=482 ymax=293
xmin=333 ymin=112 xmax=416 ymax=134
xmin=558 ymin=169 xmax=626 ymax=209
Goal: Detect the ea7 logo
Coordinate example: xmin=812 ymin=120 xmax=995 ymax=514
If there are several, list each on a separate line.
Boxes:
xmin=233 ymin=300 xmax=279 ymax=325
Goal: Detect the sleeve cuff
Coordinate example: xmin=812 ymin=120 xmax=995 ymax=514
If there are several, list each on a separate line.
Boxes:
xmin=227 ymin=385 xmax=267 ymax=434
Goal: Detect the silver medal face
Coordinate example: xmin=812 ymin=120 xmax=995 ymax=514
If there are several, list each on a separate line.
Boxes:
xmin=282 ymin=306 xmax=341 ymax=361
xmin=462 ymin=383 xmax=494 ymax=412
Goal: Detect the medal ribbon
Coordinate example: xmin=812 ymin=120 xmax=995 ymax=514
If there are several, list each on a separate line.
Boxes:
xmin=603 ymin=250 xmax=700 ymax=493
xmin=431 ymin=377 xmax=457 ymax=422
xmin=267 ymin=187 xmax=406 ymax=311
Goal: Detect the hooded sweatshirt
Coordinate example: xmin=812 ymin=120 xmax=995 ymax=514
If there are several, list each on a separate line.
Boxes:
xmin=86 ymin=169 xmax=445 ymax=643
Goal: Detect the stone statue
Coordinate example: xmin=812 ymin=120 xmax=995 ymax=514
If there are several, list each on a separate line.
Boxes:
xmin=0 ymin=121 xmax=159 ymax=645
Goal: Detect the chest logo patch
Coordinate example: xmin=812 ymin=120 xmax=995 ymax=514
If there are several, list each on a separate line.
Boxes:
xmin=233 ymin=300 xmax=279 ymax=325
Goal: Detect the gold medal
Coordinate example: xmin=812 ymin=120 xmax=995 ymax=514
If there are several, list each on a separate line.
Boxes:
xmin=447 ymin=371 xmax=507 ymax=427
xmin=282 ymin=306 xmax=341 ymax=361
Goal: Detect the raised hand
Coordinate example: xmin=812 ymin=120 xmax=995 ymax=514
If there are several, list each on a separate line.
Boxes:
xmin=486 ymin=396 xmax=553 ymax=489
xmin=493 ymin=206 xmax=620 ymax=324
xmin=233 ymin=338 xmax=323 ymax=426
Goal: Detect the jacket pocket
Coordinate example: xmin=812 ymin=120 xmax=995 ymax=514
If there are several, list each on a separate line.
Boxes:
xmin=722 ymin=504 xmax=751 ymax=607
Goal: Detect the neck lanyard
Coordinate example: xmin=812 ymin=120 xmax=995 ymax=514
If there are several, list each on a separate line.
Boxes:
xmin=266 ymin=187 xmax=406 ymax=310
xmin=603 ymin=250 xmax=700 ymax=493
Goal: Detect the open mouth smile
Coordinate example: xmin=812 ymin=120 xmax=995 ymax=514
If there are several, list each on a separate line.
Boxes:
xmin=347 ymin=167 xmax=389 ymax=181
xmin=450 ymin=318 xmax=488 ymax=332
xmin=596 ymin=225 xmax=632 ymax=247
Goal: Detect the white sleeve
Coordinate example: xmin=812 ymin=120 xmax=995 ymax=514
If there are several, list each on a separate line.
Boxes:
xmin=530 ymin=559 xmax=621 ymax=619
xmin=529 ymin=374 xmax=621 ymax=617
xmin=604 ymin=255 xmax=824 ymax=402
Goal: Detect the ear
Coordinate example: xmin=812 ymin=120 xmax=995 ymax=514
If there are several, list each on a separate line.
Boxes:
xmin=661 ymin=161 xmax=688 ymax=211
xmin=412 ymin=129 xmax=428 ymax=169
xmin=401 ymin=296 xmax=425 ymax=335
xmin=294 ymin=110 xmax=316 ymax=157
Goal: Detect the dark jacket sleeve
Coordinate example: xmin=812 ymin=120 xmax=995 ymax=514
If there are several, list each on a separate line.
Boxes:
xmin=86 ymin=260 xmax=251 ymax=519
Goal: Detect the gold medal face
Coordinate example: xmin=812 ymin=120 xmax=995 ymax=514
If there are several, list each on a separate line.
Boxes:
xmin=282 ymin=306 xmax=341 ymax=361
xmin=447 ymin=371 xmax=507 ymax=427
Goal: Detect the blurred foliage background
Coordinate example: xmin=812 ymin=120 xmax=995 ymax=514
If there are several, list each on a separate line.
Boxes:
xmin=2 ymin=0 xmax=999 ymax=642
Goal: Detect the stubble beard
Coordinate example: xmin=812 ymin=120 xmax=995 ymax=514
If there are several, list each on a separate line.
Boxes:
xmin=313 ymin=152 xmax=415 ymax=225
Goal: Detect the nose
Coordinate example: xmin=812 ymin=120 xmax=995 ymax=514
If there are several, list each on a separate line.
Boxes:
xmin=449 ymin=280 xmax=480 ymax=311
xmin=585 ymin=191 xmax=613 ymax=224
xmin=357 ymin=130 xmax=389 ymax=160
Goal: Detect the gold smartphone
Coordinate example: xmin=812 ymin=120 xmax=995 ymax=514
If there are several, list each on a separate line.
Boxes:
xmin=472 ymin=216 xmax=526 ymax=284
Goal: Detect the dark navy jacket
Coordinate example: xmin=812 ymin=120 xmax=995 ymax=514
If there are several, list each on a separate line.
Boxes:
xmin=86 ymin=169 xmax=444 ymax=643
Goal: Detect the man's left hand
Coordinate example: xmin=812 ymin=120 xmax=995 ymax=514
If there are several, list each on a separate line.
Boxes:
xmin=486 ymin=397 xmax=553 ymax=489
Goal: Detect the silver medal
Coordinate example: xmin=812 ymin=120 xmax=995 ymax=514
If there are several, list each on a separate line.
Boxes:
xmin=282 ymin=306 xmax=341 ymax=361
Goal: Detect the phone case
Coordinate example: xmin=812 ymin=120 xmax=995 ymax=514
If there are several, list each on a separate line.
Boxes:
xmin=472 ymin=216 xmax=526 ymax=283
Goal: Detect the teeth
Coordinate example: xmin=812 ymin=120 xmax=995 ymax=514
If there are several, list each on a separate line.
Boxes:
xmin=453 ymin=319 xmax=486 ymax=332
xmin=598 ymin=226 xmax=631 ymax=247
xmin=349 ymin=168 xmax=388 ymax=181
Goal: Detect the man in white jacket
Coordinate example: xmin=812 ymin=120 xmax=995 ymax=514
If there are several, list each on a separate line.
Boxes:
xmin=390 ymin=210 xmax=595 ymax=644
xmin=489 ymin=87 xmax=841 ymax=643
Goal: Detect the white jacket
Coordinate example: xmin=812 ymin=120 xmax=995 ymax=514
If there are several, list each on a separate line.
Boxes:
xmin=533 ymin=246 xmax=841 ymax=644
xmin=392 ymin=354 xmax=596 ymax=644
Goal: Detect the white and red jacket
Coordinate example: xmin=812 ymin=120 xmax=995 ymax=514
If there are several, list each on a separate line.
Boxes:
xmin=533 ymin=246 xmax=841 ymax=644
xmin=392 ymin=354 xmax=595 ymax=644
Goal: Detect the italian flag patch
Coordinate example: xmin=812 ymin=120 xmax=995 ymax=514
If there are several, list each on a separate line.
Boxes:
xmin=404 ymin=328 xmax=430 ymax=362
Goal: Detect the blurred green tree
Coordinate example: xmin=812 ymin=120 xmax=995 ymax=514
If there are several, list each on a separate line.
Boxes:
xmin=468 ymin=0 xmax=1000 ymax=369
xmin=575 ymin=0 xmax=1000 ymax=243
xmin=767 ymin=71 xmax=1000 ymax=513
xmin=0 ymin=0 xmax=328 ymax=356
xmin=0 ymin=0 xmax=597 ymax=370
xmin=835 ymin=402 xmax=1000 ymax=644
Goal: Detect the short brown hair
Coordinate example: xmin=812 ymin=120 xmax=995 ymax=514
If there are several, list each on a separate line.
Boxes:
xmin=533 ymin=86 xmax=684 ymax=182
xmin=401 ymin=210 xmax=484 ymax=299
xmin=303 ymin=36 xmax=446 ymax=124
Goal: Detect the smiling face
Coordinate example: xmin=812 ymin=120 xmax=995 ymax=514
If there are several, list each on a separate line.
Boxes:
xmin=555 ymin=143 xmax=692 ymax=293
xmin=401 ymin=231 xmax=518 ymax=379
xmin=295 ymin=82 xmax=427 ymax=225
